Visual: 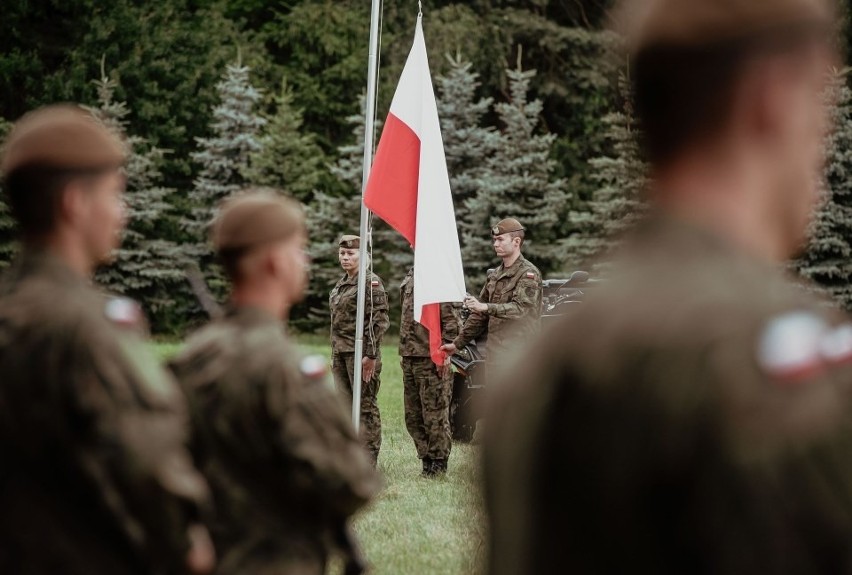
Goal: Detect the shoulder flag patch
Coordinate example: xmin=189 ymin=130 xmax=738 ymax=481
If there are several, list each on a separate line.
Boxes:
xmin=371 ymin=280 xmax=380 ymax=287
xmin=757 ymin=312 xmax=828 ymax=383
xmin=300 ymin=355 xmax=328 ymax=379
xmin=525 ymin=272 xmax=536 ymax=279
xmin=105 ymin=297 xmax=144 ymax=329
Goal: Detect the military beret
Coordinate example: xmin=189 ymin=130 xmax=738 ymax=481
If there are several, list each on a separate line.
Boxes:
xmin=339 ymin=235 xmax=360 ymax=249
xmin=1 ymin=104 xmax=126 ymax=176
xmin=211 ymin=190 xmax=305 ymax=252
xmin=619 ymin=0 xmax=834 ymax=53
xmin=491 ymin=218 xmax=525 ymax=237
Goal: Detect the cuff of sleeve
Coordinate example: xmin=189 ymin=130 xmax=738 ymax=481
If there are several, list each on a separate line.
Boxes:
xmin=486 ymin=304 xmax=495 ymax=315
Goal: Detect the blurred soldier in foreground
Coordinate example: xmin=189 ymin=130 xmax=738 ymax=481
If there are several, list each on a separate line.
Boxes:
xmin=329 ymin=235 xmax=390 ymax=465
xmin=0 ymin=105 xmax=213 ymax=574
xmin=485 ymin=1 xmax=852 ymax=574
xmin=169 ymin=192 xmax=381 ymax=575
xmin=441 ymin=218 xmax=541 ymax=361
xmin=399 ymin=266 xmax=459 ymax=477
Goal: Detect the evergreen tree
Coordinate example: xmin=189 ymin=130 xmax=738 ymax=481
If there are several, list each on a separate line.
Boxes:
xmin=466 ymin=64 xmax=569 ymax=284
xmin=244 ymin=78 xmax=328 ymax=202
xmin=303 ymin=96 xmax=411 ymax=332
xmin=188 ymin=60 xmax=266 ymax=238
xmin=796 ymin=68 xmax=852 ymax=309
xmin=566 ymin=72 xmax=647 ymax=271
xmin=87 ymin=71 xmax=188 ymax=327
xmin=436 ymin=55 xmax=500 ymax=286
xmin=0 ymin=117 xmax=15 ymax=268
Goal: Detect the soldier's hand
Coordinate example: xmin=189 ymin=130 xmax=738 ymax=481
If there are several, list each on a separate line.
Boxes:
xmin=186 ymin=523 xmax=216 ymax=574
xmin=464 ymin=295 xmax=488 ymax=313
xmin=362 ymin=357 xmax=377 ymax=382
xmin=440 ymin=343 xmax=458 ymax=356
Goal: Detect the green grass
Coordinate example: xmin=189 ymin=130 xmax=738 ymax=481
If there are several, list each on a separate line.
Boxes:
xmin=154 ymin=338 xmax=486 ymax=575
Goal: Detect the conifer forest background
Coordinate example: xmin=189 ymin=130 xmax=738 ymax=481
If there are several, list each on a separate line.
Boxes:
xmin=2 ymin=0 xmax=852 ymax=333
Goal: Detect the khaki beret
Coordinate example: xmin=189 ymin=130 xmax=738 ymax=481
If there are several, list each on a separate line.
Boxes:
xmin=212 ymin=190 xmax=305 ymax=252
xmin=339 ymin=235 xmax=360 ymax=250
xmin=619 ymin=0 xmax=834 ymax=53
xmin=492 ymin=218 xmax=525 ymax=237
xmin=1 ymin=104 xmax=126 ymax=176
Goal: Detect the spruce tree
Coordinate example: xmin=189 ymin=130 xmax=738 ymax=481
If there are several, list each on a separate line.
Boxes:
xmin=466 ymin=64 xmax=569 ymax=284
xmin=301 ymin=101 xmax=368 ymax=332
xmin=0 ymin=117 xmax=15 ymax=268
xmin=244 ymin=78 xmax=328 ymax=202
xmin=304 ymin=96 xmax=411 ymax=332
xmin=188 ymin=60 xmax=266 ymax=238
xmin=435 ymin=55 xmax=500 ymax=286
xmin=796 ymin=68 xmax=852 ymax=309
xmin=86 ymin=71 xmax=188 ymax=326
xmin=566 ymin=72 xmax=647 ymax=271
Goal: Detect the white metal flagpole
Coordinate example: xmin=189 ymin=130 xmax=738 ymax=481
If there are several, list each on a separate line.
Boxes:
xmin=352 ymin=0 xmax=383 ymax=431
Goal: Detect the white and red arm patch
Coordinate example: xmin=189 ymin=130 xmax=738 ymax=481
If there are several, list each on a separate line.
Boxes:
xmin=757 ymin=312 xmax=852 ymax=384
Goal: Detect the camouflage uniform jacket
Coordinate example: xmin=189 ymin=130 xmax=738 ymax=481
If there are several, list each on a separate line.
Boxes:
xmin=0 ymin=250 xmax=209 ymax=575
xmin=485 ymin=218 xmax=852 ymax=575
xmin=399 ymin=267 xmax=460 ymax=358
xmin=454 ymin=255 xmax=542 ymax=354
xmin=169 ymin=306 xmax=381 ymax=568
xmin=330 ymin=271 xmax=390 ymax=357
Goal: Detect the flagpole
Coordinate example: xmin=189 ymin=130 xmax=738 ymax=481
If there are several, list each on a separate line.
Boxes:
xmin=352 ymin=0 xmax=382 ymax=432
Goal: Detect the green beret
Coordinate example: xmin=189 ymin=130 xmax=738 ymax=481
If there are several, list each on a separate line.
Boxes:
xmin=339 ymin=235 xmax=360 ymax=250
xmin=212 ymin=190 xmax=304 ymax=252
xmin=1 ymin=104 xmax=126 ymax=176
xmin=491 ymin=218 xmax=525 ymax=237
xmin=619 ymin=0 xmax=835 ymax=54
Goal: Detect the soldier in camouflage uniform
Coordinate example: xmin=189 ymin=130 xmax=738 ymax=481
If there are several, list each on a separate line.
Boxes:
xmin=485 ymin=1 xmax=852 ymax=574
xmin=170 ymin=192 xmax=381 ymax=575
xmin=0 ymin=105 xmax=214 ymax=575
xmin=399 ymin=267 xmax=459 ymax=477
xmin=441 ymin=218 xmax=542 ymax=361
xmin=329 ymin=235 xmax=390 ymax=464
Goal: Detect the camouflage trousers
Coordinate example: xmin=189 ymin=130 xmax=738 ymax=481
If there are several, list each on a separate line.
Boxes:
xmin=401 ymin=356 xmax=452 ymax=461
xmin=331 ymin=352 xmax=382 ymax=460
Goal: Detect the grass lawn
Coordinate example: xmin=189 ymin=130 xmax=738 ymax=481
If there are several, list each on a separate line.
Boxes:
xmin=153 ymin=337 xmax=486 ymax=575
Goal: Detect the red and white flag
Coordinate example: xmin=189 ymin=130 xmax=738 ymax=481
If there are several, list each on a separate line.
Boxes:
xmin=364 ymin=15 xmax=466 ymax=365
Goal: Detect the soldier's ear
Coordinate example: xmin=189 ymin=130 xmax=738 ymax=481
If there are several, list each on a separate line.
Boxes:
xmin=60 ymin=179 xmax=89 ymax=226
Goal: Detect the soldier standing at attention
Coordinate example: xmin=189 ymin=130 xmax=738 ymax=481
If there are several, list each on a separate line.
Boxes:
xmin=399 ymin=267 xmax=459 ymax=477
xmin=440 ymin=218 xmax=541 ymax=361
xmin=485 ymin=1 xmax=852 ymax=574
xmin=169 ymin=192 xmax=381 ymax=575
xmin=0 ymin=105 xmax=214 ymax=574
xmin=329 ymin=235 xmax=389 ymax=465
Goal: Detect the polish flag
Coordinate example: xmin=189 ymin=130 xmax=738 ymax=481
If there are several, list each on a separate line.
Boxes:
xmin=364 ymin=15 xmax=466 ymax=365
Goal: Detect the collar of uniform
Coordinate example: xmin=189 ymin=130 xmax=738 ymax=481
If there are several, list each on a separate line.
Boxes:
xmin=497 ymin=254 xmax=527 ymax=277
xmin=628 ymin=212 xmax=779 ymax=280
xmin=10 ymin=248 xmax=90 ymax=289
xmin=224 ymin=304 xmax=284 ymax=330
xmin=339 ymin=272 xmax=359 ymax=286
